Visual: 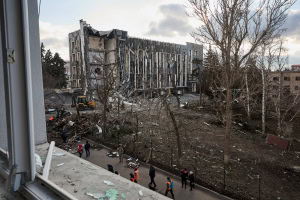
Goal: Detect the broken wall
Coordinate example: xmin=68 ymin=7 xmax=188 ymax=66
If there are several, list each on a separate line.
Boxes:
xmin=88 ymin=36 xmax=104 ymax=50
xmin=69 ymin=22 xmax=203 ymax=96
xmin=123 ymin=38 xmax=200 ymax=92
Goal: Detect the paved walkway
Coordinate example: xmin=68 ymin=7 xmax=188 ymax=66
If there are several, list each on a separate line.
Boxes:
xmin=76 ymin=141 xmax=229 ymax=200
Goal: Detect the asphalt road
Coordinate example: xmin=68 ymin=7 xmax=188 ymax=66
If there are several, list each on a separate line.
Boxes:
xmin=76 ymin=141 xmax=230 ymax=200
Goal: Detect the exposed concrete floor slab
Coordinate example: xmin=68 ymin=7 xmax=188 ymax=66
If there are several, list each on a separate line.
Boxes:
xmin=35 ymin=143 xmax=170 ymax=200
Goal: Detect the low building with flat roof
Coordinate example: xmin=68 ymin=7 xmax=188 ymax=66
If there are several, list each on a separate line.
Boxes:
xmin=269 ymin=70 xmax=300 ymax=95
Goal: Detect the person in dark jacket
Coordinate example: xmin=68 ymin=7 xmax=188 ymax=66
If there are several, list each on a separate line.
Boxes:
xmin=84 ymin=141 xmax=91 ymax=157
xmin=130 ymin=173 xmax=137 ymax=183
xmin=149 ymin=165 xmax=157 ymax=187
xmin=189 ymin=171 xmax=195 ymax=191
xmin=61 ymin=126 xmax=68 ymax=143
xmin=180 ymin=168 xmax=188 ymax=189
xmin=107 ymin=164 xmax=114 ymax=173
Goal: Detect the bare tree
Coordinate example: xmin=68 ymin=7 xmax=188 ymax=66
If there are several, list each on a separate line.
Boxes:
xmin=160 ymin=90 xmax=183 ymax=165
xmin=257 ymin=44 xmax=271 ymax=135
xmin=92 ymin=51 xmax=118 ymax=138
xmin=187 ymin=0 xmax=295 ymax=166
xmin=256 ymin=38 xmax=284 ymax=135
xmin=167 ymin=59 xmax=181 ymax=108
xmin=239 ymin=58 xmax=262 ymax=121
xmin=192 ymin=58 xmax=204 ymax=105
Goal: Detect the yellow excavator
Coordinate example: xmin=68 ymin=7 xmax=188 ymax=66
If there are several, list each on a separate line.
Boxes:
xmin=76 ymin=96 xmax=96 ymax=110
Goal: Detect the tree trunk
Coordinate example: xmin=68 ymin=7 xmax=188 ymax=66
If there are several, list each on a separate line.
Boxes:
xmin=103 ymin=96 xmax=107 ymax=138
xmin=224 ymin=87 xmax=232 ymax=167
xmin=171 ymin=77 xmax=180 ymax=109
xmin=164 ymin=99 xmax=182 ymax=165
xmin=134 ymin=112 xmax=139 ymax=155
xmin=117 ymin=96 xmax=120 ymax=117
xmin=175 ymin=89 xmax=180 ymax=109
xmin=277 ymin=72 xmax=282 ymax=134
xmin=199 ymin=66 xmax=202 ymax=106
xmin=245 ymin=73 xmax=251 ymax=121
xmin=277 ymin=106 xmax=281 ymax=134
xmin=261 ymin=68 xmax=266 ymax=136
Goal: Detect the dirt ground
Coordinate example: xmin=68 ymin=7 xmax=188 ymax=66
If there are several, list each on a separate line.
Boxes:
xmin=46 ymin=95 xmax=300 ymax=200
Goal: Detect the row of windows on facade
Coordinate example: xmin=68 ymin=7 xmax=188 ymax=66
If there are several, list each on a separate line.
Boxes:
xmin=71 ymin=40 xmax=80 ymax=50
xmin=72 ymin=66 xmax=81 ymax=78
xmin=124 ymin=42 xmax=199 ymax=56
xmin=72 ymin=79 xmax=81 ymax=88
xmin=71 ymin=39 xmax=199 ymax=60
xmin=72 ymin=52 xmax=81 ymax=62
xmin=273 ymin=76 xmax=300 ymax=81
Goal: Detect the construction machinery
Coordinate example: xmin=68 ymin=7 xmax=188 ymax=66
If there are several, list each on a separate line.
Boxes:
xmin=76 ymin=96 xmax=96 ymax=110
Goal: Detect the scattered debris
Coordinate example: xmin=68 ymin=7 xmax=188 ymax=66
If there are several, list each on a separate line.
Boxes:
xmin=68 ymin=121 xmax=74 ymax=126
xmin=57 ymin=163 xmax=64 ymax=167
xmin=151 ymin=122 xmax=159 ymax=126
xmin=107 ymin=152 xmax=119 ymax=157
xmin=95 ymin=124 xmax=102 ymax=134
xmin=86 ymin=192 xmax=106 ymax=199
xmin=138 ymin=190 xmax=143 ymax=196
xmin=126 ymin=157 xmax=140 ymax=169
xmin=53 ymin=153 xmax=66 ymax=157
xmin=105 ymin=189 xmax=119 ymax=200
xmin=204 ymin=122 xmax=210 ymax=126
xmin=47 ymin=108 xmax=56 ymax=113
xmin=104 ymin=180 xmax=115 ymax=186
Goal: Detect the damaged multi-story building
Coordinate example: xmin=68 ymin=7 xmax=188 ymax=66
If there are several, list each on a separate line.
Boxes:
xmin=69 ymin=20 xmax=203 ymax=97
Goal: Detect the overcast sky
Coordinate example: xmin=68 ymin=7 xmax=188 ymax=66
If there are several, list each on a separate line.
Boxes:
xmin=39 ymin=0 xmax=300 ymax=66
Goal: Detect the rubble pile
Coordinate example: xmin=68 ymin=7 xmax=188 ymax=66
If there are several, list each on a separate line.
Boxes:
xmin=47 ymin=114 xmax=101 ymax=151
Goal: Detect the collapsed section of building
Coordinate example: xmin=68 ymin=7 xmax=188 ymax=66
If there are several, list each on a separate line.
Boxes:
xmin=69 ymin=20 xmax=203 ymax=97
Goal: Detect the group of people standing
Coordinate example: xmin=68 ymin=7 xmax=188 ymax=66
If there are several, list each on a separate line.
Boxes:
xmin=128 ymin=164 xmax=195 ymax=200
xmin=180 ymin=168 xmax=195 ymax=191
xmin=77 ymin=141 xmax=91 ymax=158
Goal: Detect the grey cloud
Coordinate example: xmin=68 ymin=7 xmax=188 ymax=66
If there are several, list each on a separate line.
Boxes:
xmin=283 ymin=11 xmax=300 ymax=40
xmin=146 ymin=4 xmax=194 ymax=37
xmin=289 ymin=51 xmax=300 ymax=65
xmin=42 ymin=37 xmax=68 ymax=48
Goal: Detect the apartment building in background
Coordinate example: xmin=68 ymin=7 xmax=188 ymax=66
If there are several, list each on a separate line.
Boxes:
xmin=68 ymin=20 xmax=203 ymax=97
xmin=291 ymin=64 xmax=300 ymax=71
xmin=269 ymin=68 xmax=300 ymax=95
